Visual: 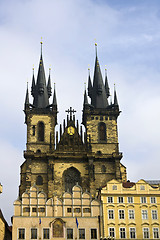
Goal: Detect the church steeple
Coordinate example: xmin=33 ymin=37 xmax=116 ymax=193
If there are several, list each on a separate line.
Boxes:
xmin=90 ymin=44 xmax=108 ymax=108
xmin=32 ymin=42 xmax=50 ymax=108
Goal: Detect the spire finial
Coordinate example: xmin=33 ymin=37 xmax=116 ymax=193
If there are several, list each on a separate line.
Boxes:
xmin=105 ymin=65 xmax=107 ymax=75
xmin=49 ymin=65 xmax=51 ymax=75
xmin=88 ymin=64 xmax=90 ymax=76
xmin=84 ymin=82 xmax=86 ymax=91
xmin=40 ymin=37 xmax=43 ymax=56
xmin=32 ymin=64 xmax=34 ymax=74
xmin=95 ymin=40 xmax=97 ymax=56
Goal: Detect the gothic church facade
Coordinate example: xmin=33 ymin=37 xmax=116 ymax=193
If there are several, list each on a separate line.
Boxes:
xmin=19 ymin=43 xmax=126 ymax=200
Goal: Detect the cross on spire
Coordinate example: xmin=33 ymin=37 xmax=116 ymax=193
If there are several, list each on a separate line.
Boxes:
xmin=65 ymin=107 xmax=76 ymax=120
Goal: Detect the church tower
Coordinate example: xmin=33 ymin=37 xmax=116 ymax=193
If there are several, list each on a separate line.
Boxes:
xmin=19 ymin=43 xmax=126 ymax=199
xmin=19 ymin=42 xmax=58 ymax=196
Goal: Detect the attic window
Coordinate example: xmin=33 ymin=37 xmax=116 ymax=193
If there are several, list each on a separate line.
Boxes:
xmin=112 ymin=185 xmax=117 ymax=190
xmin=140 ymin=185 xmax=145 ymax=190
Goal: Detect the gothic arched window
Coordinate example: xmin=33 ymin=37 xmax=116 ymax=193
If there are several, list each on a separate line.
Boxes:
xmin=63 ymin=167 xmax=81 ymax=192
xmin=36 ymin=175 xmax=43 ymax=185
xmin=98 ymin=122 xmax=106 ymax=141
xmin=38 ymin=121 xmax=44 ymax=141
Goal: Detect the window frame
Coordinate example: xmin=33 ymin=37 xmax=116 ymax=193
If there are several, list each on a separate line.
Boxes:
xmin=119 ymin=209 xmax=125 ymax=219
xmin=142 ymin=210 xmax=148 ymax=220
xmin=128 ymin=196 xmax=134 ymax=203
xmin=143 ymin=228 xmax=149 ymax=239
xmin=118 ymin=196 xmax=124 ymax=203
xmin=107 ymin=196 xmax=113 ymax=203
xmin=109 ymin=227 xmax=115 ymax=238
xmin=152 ymin=210 xmax=158 ymax=220
xmin=18 ymin=228 xmax=25 ymax=239
xmin=141 ymin=196 xmax=147 ymax=204
xmin=31 ymin=228 xmax=38 ymax=239
xmin=43 ymin=228 xmax=50 ymax=239
xmin=91 ymin=228 xmax=98 ymax=239
xmin=67 ymin=228 xmax=73 ymax=239
xmin=128 ymin=209 xmax=135 ymax=219
xmin=108 ymin=209 xmax=114 ymax=219
xmin=119 ymin=227 xmax=126 ymax=239
xmin=130 ymin=227 xmax=136 ymax=239
xmin=153 ymin=228 xmax=159 ymax=239
xmin=79 ymin=228 xmax=85 ymax=239
xmin=151 ymin=197 xmax=156 ymax=204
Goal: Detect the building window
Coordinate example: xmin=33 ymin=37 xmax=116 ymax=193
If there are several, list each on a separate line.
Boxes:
xmin=38 ymin=121 xmax=44 ymax=141
xmin=152 ymin=210 xmax=158 ymax=220
xmin=74 ymin=208 xmax=81 ymax=213
xmin=38 ymin=207 xmax=45 ymax=213
xmin=79 ymin=229 xmax=85 ymax=239
xmin=91 ymin=229 xmax=97 ymax=239
xmin=67 ymin=208 xmax=72 ymax=213
xmin=32 ymin=125 xmax=35 ymax=136
xmin=43 ymin=228 xmax=50 ymax=239
xmin=109 ymin=228 xmax=115 ymax=238
xmin=36 ymin=175 xmax=43 ymax=185
xmin=143 ymin=228 xmax=149 ymax=239
xmin=128 ymin=196 xmax=133 ymax=203
xmin=67 ymin=229 xmax=73 ymax=239
xmin=18 ymin=228 xmax=25 ymax=239
xmin=112 ymin=185 xmax=117 ymax=190
xmin=63 ymin=167 xmax=81 ymax=192
xmin=153 ymin=228 xmax=159 ymax=239
xmin=108 ymin=209 xmax=114 ymax=219
xmin=140 ymin=185 xmax=145 ymax=190
xmin=119 ymin=209 xmax=125 ymax=219
xmin=32 ymin=207 xmax=37 ymax=212
xmin=31 ymin=228 xmax=37 ymax=239
xmin=101 ymin=165 xmax=106 ymax=173
xmin=118 ymin=197 xmax=124 ymax=203
xmin=23 ymin=207 xmax=30 ymax=212
xmin=83 ymin=208 xmax=90 ymax=213
xmin=141 ymin=197 xmax=147 ymax=203
xmin=128 ymin=209 xmax=135 ymax=219
xmin=130 ymin=228 xmax=136 ymax=239
xmin=98 ymin=122 xmax=106 ymax=141
xmin=142 ymin=210 xmax=148 ymax=219
xmin=120 ymin=228 xmax=126 ymax=238
xmin=151 ymin=197 xmax=156 ymax=204
xmin=107 ymin=197 xmax=113 ymax=203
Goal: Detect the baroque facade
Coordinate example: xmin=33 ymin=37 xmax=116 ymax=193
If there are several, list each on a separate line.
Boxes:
xmin=100 ymin=179 xmax=160 ymax=239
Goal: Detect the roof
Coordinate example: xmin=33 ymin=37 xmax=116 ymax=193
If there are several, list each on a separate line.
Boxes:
xmin=122 ymin=181 xmax=135 ymax=188
xmin=145 ymin=180 xmax=160 ymax=185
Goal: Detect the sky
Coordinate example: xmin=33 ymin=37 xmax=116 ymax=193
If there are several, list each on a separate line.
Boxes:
xmin=1 ymin=0 xmax=160 ymax=224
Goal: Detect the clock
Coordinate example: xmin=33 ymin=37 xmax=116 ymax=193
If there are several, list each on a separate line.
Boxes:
xmin=67 ymin=126 xmax=75 ymax=135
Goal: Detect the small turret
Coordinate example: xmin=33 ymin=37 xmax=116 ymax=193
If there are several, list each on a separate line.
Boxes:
xmin=24 ymin=83 xmax=29 ymax=110
xmin=105 ymin=68 xmax=110 ymax=98
xmin=87 ymin=69 xmax=92 ymax=98
xmin=47 ymin=68 xmax=52 ymax=98
xmin=114 ymin=84 xmax=119 ymax=107
xmin=31 ymin=68 xmax=35 ymax=97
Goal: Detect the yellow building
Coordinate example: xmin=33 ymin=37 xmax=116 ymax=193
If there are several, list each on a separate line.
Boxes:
xmin=0 ymin=183 xmax=2 ymax=194
xmin=100 ymin=179 xmax=160 ymax=239
xmin=13 ymin=184 xmax=100 ymax=240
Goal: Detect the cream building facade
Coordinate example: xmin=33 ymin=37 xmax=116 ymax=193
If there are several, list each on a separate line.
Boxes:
xmin=13 ymin=184 xmax=101 ymax=240
xmin=100 ymin=179 xmax=160 ymax=239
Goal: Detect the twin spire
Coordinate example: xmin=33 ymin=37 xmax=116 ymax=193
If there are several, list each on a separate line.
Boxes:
xmin=84 ymin=44 xmax=119 ymax=109
xmin=24 ymin=42 xmax=57 ymax=110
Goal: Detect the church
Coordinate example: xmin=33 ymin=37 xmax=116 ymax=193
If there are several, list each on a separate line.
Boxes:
xmin=12 ymin=43 xmax=127 ymax=240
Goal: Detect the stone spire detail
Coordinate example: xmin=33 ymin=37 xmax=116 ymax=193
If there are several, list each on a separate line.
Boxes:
xmin=24 ymin=83 xmax=29 ymax=110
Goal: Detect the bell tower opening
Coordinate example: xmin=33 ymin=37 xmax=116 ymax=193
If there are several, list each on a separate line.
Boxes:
xmin=98 ymin=122 xmax=106 ymax=141
xmin=63 ymin=167 xmax=81 ymax=192
xmin=38 ymin=121 xmax=44 ymax=141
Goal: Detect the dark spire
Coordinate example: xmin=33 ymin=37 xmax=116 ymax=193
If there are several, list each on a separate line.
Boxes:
xmin=83 ymin=84 xmax=89 ymax=106
xmin=114 ymin=84 xmax=119 ymax=106
xmin=47 ymin=68 xmax=52 ymax=98
xmin=91 ymin=43 xmax=108 ymax=108
xmin=24 ymin=82 xmax=29 ymax=110
xmin=53 ymin=83 xmax=57 ymax=106
xmin=32 ymin=41 xmax=49 ymax=108
xmin=105 ymin=68 xmax=110 ymax=98
xmin=31 ymin=67 xmax=35 ymax=97
xmin=87 ymin=68 xmax=92 ymax=98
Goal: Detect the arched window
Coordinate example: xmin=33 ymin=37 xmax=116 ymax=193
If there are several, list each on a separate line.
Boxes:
xmin=99 ymin=122 xmax=106 ymax=141
xmin=38 ymin=122 xmax=44 ymax=141
xmin=101 ymin=165 xmax=106 ymax=173
xmin=63 ymin=167 xmax=81 ymax=192
xmin=36 ymin=175 xmax=43 ymax=185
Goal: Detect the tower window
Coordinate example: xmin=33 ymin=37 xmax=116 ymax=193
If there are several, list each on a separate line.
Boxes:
xmin=32 ymin=125 xmax=35 ymax=136
xmin=36 ymin=175 xmax=43 ymax=185
xmin=101 ymin=165 xmax=106 ymax=173
xmin=38 ymin=121 xmax=44 ymax=141
xmin=98 ymin=122 xmax=106 ymax=141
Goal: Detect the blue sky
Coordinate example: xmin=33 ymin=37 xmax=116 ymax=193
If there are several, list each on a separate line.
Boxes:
xmin=1 ymin=0 xmax=160 ymax=224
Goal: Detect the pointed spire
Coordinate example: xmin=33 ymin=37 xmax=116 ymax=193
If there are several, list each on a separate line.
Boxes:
xmin=87 ymin=68 xmax=92 ymax=98
xmin=32 ymin=41 xmax=49 ymax=108
xmin=24 ymin=82 xmax=29 ymax=110
xmin=83 ymin=83 xmax=89 ymax=106
xmin=105 ymin=68 xmax=110 ymax=98
xmin=47 ymin=67 xmax=52 ymax=98
xmin=53 ymin=83 xmax=57 ymax=106
xmin=91 ymin=43 xmax=108 ymax=108
xmin=114 ymin=84 xmax=119 ymax=106
xmin=31 ymin=66 xmax=35 ymax=97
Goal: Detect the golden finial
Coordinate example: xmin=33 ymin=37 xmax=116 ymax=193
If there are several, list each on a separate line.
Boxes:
xmin=49 ymin=65 xmax=51 ymax=75
xmin=105 ymin=65 xmax=107 ymax=71
xmin=84 ymin=82 xmax=87 ymax=91
xmin=40 ymin=37 xmax=43 ymax=45
xmin=94 ymin=39 xmax=98 ymax=56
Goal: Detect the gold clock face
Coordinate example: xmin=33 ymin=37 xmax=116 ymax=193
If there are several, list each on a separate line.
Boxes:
xmin=67 ymin=126 xmax=75 ymax=135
